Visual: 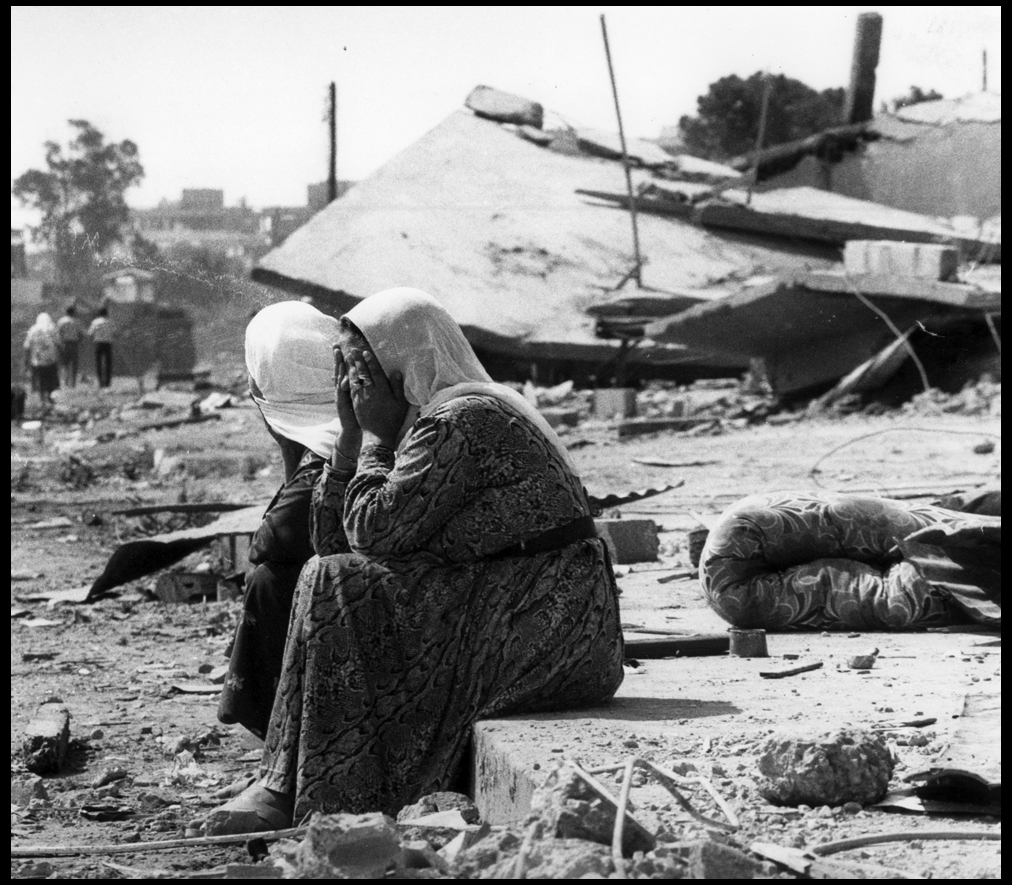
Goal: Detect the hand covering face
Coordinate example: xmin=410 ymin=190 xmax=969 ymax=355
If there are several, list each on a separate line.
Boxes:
xmin=344 ymin=287 xmax=578 ymax=472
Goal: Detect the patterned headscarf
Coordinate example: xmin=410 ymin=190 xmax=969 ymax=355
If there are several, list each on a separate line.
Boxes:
xmin=344 ymin=288 xmax=578 ymax=472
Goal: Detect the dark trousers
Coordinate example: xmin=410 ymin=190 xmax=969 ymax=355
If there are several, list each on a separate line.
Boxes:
xmin=95 ymin=342 xmax=113 ymax=388
xmin=60 ymin=343 xmax=80 ymax=388
xmin=218 ymin=561 xmax=303 ymax=738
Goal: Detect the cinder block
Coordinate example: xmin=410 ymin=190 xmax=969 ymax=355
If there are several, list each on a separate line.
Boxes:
xmin=593 ymin=388 xmax=637 ymax=421
xmin=596 ymin=518 xmax=660 ymax=564
xmin=843 ymin=240 xmax=958 ymax=281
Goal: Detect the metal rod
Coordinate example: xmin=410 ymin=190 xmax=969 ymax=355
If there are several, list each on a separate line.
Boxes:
xmin=982 ymin=48 xmax=988 ymax=92
xmin=600 ymin=14 xmax=643 ymax=287
xmin=747 ymin=73 xmax=773 ymax=206
xmin=328 ymin=82 xmax=338 ymax=203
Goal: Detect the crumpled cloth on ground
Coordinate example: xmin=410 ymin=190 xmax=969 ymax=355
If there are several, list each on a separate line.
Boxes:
xmin=701 ymin=491 xmax=1001 ymax=631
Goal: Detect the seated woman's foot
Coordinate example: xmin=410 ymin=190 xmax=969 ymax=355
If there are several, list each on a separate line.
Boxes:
xmin=190 ymin=784 xmax=293 ymax=836
xmin=212 ymin=774 xmax=257 ymax=800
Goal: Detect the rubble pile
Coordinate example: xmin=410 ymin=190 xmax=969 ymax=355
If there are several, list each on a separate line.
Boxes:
xmin=756 ymin=728 xmax=894 ymax=808
xmin=900 ymin=377 xmax=1001 ymax=418
xmin=262 ymin=765 xmax=763 ymax=879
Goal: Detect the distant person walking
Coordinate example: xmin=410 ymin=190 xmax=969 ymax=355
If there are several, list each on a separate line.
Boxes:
xmin=23 ymin=312 xmax=61 ymax=409
xmin=89 ymin=306 xmax=115 ymax=389
xmin=57 ymin=304 xmax=83 ymax=388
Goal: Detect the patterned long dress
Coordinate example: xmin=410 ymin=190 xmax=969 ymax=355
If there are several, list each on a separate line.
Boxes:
xmin=701 ymin=491 xmax=1001 ymax=630
xmin=258 ymin=395 xmax=624 ymax=818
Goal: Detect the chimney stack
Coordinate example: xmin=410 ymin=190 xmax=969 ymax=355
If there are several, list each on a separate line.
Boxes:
xmin=843 ymin=12 xmax=883 ymax=124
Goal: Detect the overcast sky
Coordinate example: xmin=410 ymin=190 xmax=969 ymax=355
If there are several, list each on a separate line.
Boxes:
xmin=11 ymin=5 xmax=1001 ymax=222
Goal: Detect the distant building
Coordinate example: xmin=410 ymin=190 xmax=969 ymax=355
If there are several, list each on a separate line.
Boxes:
xmin=262 ymin=180 xmax=355 ymax=246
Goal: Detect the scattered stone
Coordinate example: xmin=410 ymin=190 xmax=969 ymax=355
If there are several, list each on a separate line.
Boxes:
xmin=521 ymin=838 xmax=614 ymax=879
xmin=973 ymin=440 xmax=996 ymax=455
xmin=756 ymin=727 xmax=894 ymax=807
xmin=92 ymin=767 xmax=129 ymax=788
xmin=688 ymin=839 xmax=762 ymax=879
xmin=397 ymin=791 xmax=480 ymax=825
xmin=448 ymin=828 xmax=522 ymax=879
xmin=295 ymin=812 xmax=401 ymax=879
xmin=208 ymin=665 xmax=230 ymax=685
xmin=89 ymin=728 xmax=105 ymax=741
xmin=399 ymin=840 xmax=450 ymax=875
xmin=11 ymin=775 xmax=50 ymax=806
xmin=848 ymin=648 xmax=879 ymax=670
xmin=529 ymin=762 xmax=654 ymax=855
xmin=22 ymin=699 xmax=71 ymax=774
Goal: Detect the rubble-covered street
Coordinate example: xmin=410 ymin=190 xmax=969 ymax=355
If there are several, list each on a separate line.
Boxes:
xmin=11 ymin=379 xmax=1000 ymax=878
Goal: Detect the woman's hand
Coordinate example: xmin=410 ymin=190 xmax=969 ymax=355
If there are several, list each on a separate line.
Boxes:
xmin=346 ymin=348 xmax=409 ymax=448
xmin=333 ymin=345 xmax=362 ymax=462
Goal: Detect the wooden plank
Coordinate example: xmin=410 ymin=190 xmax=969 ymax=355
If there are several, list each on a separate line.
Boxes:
xmin=624 ymin=633 xmax=729 ymax=659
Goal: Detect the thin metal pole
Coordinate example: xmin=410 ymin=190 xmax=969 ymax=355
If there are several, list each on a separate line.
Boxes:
xmin=328 ymin=82 xmax=338 ymax=203
xmin=982 ymin=48 xmax=988 ymax=92
xmin=746 ymin=73 xmax=773 ymax=206
xmin=600 ymin=14 xmax=643 ymax=287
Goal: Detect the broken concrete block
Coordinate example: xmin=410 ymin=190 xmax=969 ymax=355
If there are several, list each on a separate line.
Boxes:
xmin=22 ymin=700 xmax=71 ymax=774
xmin=529 ymin=762 xmax=654 ymax=856
xmin=688 ymin=839 xmax=761 ymax=879
xmin=596 ymin=518 xmax=660 ymax=564
xmin=296 ymin=812 xmax=401 ymax=879
xmin=11 ymin=774 xmax=49 ymax=806
xmin=593 ymin=387 xmax=637 ymax=421
xmin=399 ymin=840 xmax=450 ymax=875
xmin=448 ymin=828 xmax=522 ymax=879
xmin=843 ymin=240 xmax=959 ymax=281
xmin=522 ymin=838 xmax=614 ymax=878
xmin=757 ymin=727 xmax=894 ymax=807
xmin=397 ymin=791 xmax=480 ymax=825
xmin=466 ymin=85 xmax=544 ymax=128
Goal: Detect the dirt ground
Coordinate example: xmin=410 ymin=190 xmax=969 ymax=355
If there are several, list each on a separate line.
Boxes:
xmin=11 ymin=379 xmax=1001 ymax=879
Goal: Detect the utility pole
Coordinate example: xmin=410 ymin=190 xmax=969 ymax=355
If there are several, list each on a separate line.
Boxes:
xmin=600 ymin=14 xmax=643 ymax=288
xmin=746 ymin=73 xmax=773 ymax=206
xmin=328 ymin=82 xmax=338 ymax=203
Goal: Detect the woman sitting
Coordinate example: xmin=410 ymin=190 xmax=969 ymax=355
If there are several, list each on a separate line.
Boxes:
xmin=201 ymin=288 xmax=624 ymax=834
xmin=217 ymin=302 xmax=336 ymax=740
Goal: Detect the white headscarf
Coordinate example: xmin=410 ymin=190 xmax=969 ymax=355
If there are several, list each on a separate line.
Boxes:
xmin=30 ymin=312 xmax=57 ymax=335
xmin=245 ymin=301 xmax=342 ymax=459
xmin=344 ymin=287 xmax=578 ymax=473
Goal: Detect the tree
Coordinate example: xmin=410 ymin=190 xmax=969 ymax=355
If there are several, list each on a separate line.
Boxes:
xmin=12 ymin=119 xmax=144 ymax=284
xmin=890 ymin=86 xmax=944 ymax=112
xmin=678 ymin=73 xmax=846 ymax=161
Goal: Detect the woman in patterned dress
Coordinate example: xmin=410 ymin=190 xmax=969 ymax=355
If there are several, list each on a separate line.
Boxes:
xmin=199 ymin=288 xmax=624 ymax=834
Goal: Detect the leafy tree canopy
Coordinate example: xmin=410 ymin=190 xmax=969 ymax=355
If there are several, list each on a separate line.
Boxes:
xmin=678 ymin=72 xmax=846 ymax=161
xmin=889 ymin=86 xmax=944 ymax=112
xmin=12 ymin=119 xmax=144 ymax=282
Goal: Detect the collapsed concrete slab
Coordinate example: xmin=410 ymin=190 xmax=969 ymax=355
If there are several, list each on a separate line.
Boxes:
xmin=466 ymin=85 xmax=544 ymax=128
